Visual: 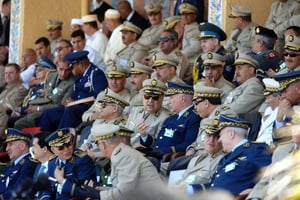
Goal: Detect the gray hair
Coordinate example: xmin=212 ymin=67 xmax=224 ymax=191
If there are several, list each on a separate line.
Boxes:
xmin=256 ymin=35 xmax=275 ymax=50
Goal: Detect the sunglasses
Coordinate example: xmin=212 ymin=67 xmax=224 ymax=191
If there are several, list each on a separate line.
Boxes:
xmin=193 ymin=98 xmax=205 ymax=106
xmin=144 ymin=95 xmax=160 ymax=101
xmin=57 ymin=142 xmax=72 ymax=151
xmin=159 ymin=37 xmax=175 ymax=42
xmin=283 ymin=52 xmax=300 ymax=57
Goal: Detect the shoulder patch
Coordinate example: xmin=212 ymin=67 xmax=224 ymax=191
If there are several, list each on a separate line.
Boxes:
xmin=114 ymin=147 xmax=122 ymax=156
xmin=19 ymin=158 xmax=26 ymax=165
xmin=29 ymin=157 xmax=40 ymax=163
xmin=243 ymin=142 xmax=250 ymax=148
xmin=74 ymin=150 xmax=87 ymax=158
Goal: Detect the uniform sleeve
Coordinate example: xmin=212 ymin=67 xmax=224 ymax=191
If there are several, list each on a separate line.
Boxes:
xmin=92 ymin=69 xmax=108 ymax=98
xmin=61 ymin=155 xmax=96 ymax=197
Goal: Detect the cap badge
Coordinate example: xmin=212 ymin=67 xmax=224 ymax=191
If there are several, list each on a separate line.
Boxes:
xmin=183 ymin=3 xmax=187 ymax=8
xmin=58 ymin=131 xmax=63 ymax=137
xmin=213 ymin=119 xmax=219 ymax=126
xmin=255 ymin=27 xmax=260 ymax=34
xmin=288 ymin=35 xmax=294 ymax=42
xmin=104 ymin=88 xmax=108 ymax=94
xmin=130 ymin=61 xmax=134 ymax=68
xmin=235 ymin=52 xmax=239 ymax=60
xmin=151 ymin=79 xmax=157 ymax=86
xmin=149 ymin=4 xmax=153 ymax=9
xmin=152 ymin=54 xmax=157 ymax=61
xmin=207 ymin=53 xmax=213 ymax=59
xmin=163 ymin=20 xmax=168 ymax=26
xmin=112 ymin=66 xmax=117 ymax=71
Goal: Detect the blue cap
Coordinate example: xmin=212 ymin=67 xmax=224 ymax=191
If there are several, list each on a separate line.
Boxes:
xmin=274 ymin=70 xmax=300 ymax=91
xmin=199 ymin=22 xmax=227 ymax=41
xmin=45 ymin=128 xmax=75 ymax=147
xmin=165 ymin=81 xmax=193 ymax=96
xmin=64 ymin=50 xmax=89 ymax=64
xmin=37 ymin=56 xmax=56 ymax=69
xmin=5 ymin=128 xmax=32 ymax=143
xmin=218 ymin=114 xmax=251 ymax=130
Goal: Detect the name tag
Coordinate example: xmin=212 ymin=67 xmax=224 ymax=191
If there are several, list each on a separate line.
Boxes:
xmin=52 ymin=88 xmax=59 ymax=95
xmin=84 ymin=82 xmax=92 ymax=88
xmin=164 ymin=128 xmax=175 ymax=138
xmin=119 ymin=59 xmax=128 ymax=66
xmin=225 ymin=162 xmax=236 ymax=172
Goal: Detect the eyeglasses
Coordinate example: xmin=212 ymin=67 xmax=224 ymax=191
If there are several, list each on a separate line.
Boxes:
xmin=159 ymin=37 xmax=175 ymax=42
xmin=57 ymin=142 xmax=72 ymax=151
xmin=144 ymin=94 xmax=160 ymax=101
xmin=283 ymin=52 xmax=300 ymax=57
xmin=193 ymin=98 xmax=205 ymax=106
xmin=55 ymin=46 xmax=68 ymax=52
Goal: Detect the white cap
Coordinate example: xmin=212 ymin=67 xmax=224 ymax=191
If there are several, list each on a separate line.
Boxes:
xmin=105 ymin=9 xmax=121 ymax=19
xmin=71 ymin=18 xmax=83 ymax=26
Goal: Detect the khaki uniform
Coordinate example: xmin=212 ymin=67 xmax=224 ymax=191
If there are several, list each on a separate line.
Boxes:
xmin=175 ymin=151 xmax=224 ymax=186
xmin=0 ymin=66 xmax=5 ymax=91
xmin=100 ymin=143 xmax=162 ymax=200
xmin=138 ymin=24 xmax=165 ymax=49
xmin=224 ymin=77 xmax=265 ymax=115
xmin=0 ymin=83 xmax=27 ymax=135
xmin=148 ymin=48 xmax=191 ymax=84
xmin=182 ymin=22 xmax=202 ymax=66
xmin=14 ymin=71 xmax=74 ymax=130
xmin=246 ymin=142 xmax=296 ymax=199
xmin=188 ymin=105 xmax=236 ymax=152
xmin=225 ymin=22 xmax=256 ymax=53
xmin=126 ymin=106 xmax=170 ymax=147
xmin=114 ymin=42 xmax=148 ymax=72
xmin=82 ymin=89 xmax=131 ymax=122
xmin=197 ymin=76 xmax=235 ymax=103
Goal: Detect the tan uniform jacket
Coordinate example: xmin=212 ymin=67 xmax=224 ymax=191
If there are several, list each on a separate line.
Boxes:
xmin=224 ymin=77 xmax=265 ymax=115
xmin=100 ymin=143 xmax=162 ymax=200
xmin=138 ymin=23 xmax=165 ymax=49
xmin=182 ymin=22 xmax=202 ymax=65
xmin=176 ymin=151 xmax=224 ymax=185
xmin=126 ymin=106 xmax=170 ymax=147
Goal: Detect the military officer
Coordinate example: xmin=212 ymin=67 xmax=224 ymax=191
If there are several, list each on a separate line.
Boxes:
xmin=179 ymin=3 xmax=202 ymax=67
xmin=225 ymin=5 xmax=257 ymax=54
xmin=0 ymin=63 xmax=28 ymax=138
xmin=82 ymin=124 xmax=162 ymax=200
xmin=43 ymin=128 xmax=96 ymax=200
xmin=128 ymin=61 xmax=152 ymax=107
xmin=193 ymin=22 xmax=235 ymax=83
xmin=224 ymin=52 xmax=265 ymax=115
xmin=197 ymin=114 xmax=272 ymax=196
xmin=138 ymin=3 xmax=165 ymax=50
xmin=198 ymin=52 xmax=235 ymax=102
xmin=265 ymin=0 xmax=300 ymax=54
xmin=113 ymin=21 xmax=148 ymax=72
xmin=0 ymin=128 xmax=37 ymax=199
xmin=81 ymin=64 xmax=131 ymax=122
xmin=46 ymin=19 xmax=63 ymax=56
xmin=172 ymin=118 xmax=224 ymax=192
xmin=126 ymin=78 xmax=170 ymax=147
xmin=277 ymin=34 xmax=300 ymax=74
xmin=39 ymin=50 xmax=108 ymax=132
xmin=79 ymin=88 xmax=129 ymax=159
xmin=139 ymin=81 xmax=200 ymax=158
xmin=248 ymin=26 xmax=281 ymax=77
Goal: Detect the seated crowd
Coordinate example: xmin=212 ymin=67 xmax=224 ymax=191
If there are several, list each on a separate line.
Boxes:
xmin=1 ymin=0 xmax=300 ymax=199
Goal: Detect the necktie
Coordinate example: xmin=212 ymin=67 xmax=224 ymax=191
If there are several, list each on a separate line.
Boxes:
xmin=38 ymin=164 xmax=46 ymax=174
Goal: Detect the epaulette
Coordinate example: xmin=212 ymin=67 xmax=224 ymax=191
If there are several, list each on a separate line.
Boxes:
xmin=74 ymin=150 xmax=87 ymax=158
xmin=19 ymin=158 xmax=26 ymax=165
xmin=29 ymin=157 xmax=40 ymax=163
xmin=243 ymin=142 xmax=250 ymax=148
xmin=184 ymin=111 xmax=190 ymax=117
xmin=114 ymin=147 xmax=122 ymax=156
xmin=138 ymin=107 xmax=145 ymax=113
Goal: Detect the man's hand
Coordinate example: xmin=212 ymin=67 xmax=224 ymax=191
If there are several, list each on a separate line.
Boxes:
xmin=54 ymin=166 xmax=65 ymax=184
xmin=136 ymin=119 xmax=149 ymax=137
xmin=276 ymin=99 xmax=292 ymax=122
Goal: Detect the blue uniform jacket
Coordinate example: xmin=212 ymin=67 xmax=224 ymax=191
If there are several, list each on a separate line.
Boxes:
xmin=205 ymin=141 xmax=272 ymax=195
xmin=140 ymin=106 xmax=201 ymax=153
xmin=0 ymin=154 xmax=37 ymax=199
xmin=72 ymin=63 xmax=108 ymax=100
xmin=42 ymin=150 xmax=96 ymax=200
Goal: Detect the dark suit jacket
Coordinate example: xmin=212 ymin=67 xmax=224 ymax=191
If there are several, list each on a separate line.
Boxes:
xmin=0 ymin=15 xmax=10 ymax=46
xmin=127 ymin=11 xmax=150 ymax=31
xmin=91 ymin=1 xmax=112 ymax=22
